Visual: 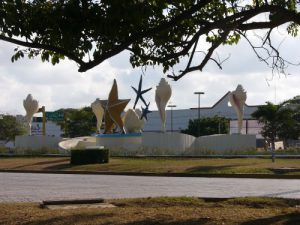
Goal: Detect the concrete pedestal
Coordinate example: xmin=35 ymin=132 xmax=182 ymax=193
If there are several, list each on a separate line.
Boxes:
xmin=141 ymin=132 xmax=195 ymax=155
xmin=187 ymin=134 xmax=256 ymax=155
xmin=15 ymin=135 xmax=62 ymax=150
xmin=96 ymin=133 xmax=142 ymax=155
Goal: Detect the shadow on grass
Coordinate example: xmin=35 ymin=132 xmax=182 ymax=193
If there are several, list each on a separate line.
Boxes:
xmin=184 ymin=165 xmax=241 ymax=173
xmin=269 ymin=168 xmax=300 ymax=174
xmin=21 ymin=212 xmax=210 ymax=225
xmin=240 ymin=212 xmax=300 ymax=225
xmin=117 ymin=218 xmax=210 ymax=225
xmin=12 ymin=159 xmax=69 ymax=169
xmin=22 ymin=212 xmax=115 ymax=225
xmin=43 ymin=163 xmax=73 ymax=170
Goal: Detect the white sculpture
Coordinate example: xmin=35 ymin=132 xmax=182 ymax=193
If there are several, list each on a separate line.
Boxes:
xmin=23 ymin=94 xmax=39 ymax=135
xmin=91 ymin=98 xmax=104 ymax=134
xmin=228 ymin=84 xmax=247 ymax=134
xmin=123 ymin=109 xmax=145 ymax=133
xmin=155 ymin=78 xmax=172 ymax=132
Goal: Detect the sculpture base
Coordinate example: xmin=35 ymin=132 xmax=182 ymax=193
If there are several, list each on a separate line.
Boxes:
xmin=141 ymin=132 xmax=195 ymax=155
xmin=96 ymin=133 xmax=142 ymax=154
xmin=187 ymin=134 xmax=256 ymax=155
xmin=15 ymin=135 xmax=62 ymax=151
xmin=59 ymin=133 xmax=257 ymax=156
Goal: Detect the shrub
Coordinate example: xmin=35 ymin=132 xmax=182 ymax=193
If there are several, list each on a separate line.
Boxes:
xmin=70 ymin=148 xmax=109 ymax=165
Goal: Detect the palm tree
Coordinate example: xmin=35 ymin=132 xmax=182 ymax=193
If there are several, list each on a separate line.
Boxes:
xmin=252 ymin=100 xmax=300 ymax=151
xmin=252 ymin=102 xmax=280 ymax=151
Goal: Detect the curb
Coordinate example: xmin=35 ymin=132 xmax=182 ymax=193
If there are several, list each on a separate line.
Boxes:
xmin=1 ymin=169 xmax=300 ymax=179
xmin=40 ymin=198 xmax=105 ymax=208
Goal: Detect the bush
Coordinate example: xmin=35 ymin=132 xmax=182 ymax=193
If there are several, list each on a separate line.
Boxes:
xmin=70 ymin=148 xmax=109 ymax=165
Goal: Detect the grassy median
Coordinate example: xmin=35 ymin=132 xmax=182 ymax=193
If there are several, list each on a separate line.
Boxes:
xmin=0 ymin=197 xmax=299 ymax=225
xmin=0 ymin=156 xmax=300 ymax=175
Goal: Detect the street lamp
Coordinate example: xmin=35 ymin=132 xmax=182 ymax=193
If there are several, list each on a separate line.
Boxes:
xmin=168 ymin=104 xmax=176 ymax=132
xmin=194 ymin=91 xmax=205 ymax=136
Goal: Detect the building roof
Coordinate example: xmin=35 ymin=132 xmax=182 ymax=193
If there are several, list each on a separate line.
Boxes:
xmin=190 ymin=91 xmax=263 ymax=110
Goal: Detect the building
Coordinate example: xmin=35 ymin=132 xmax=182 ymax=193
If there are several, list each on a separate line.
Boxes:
xmin=143 ymin=92 xmax=262 ymax=134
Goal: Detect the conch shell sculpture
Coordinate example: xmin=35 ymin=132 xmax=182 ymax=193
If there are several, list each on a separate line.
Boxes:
xmin=155 ymin=78 xmax=172 ymax=132
xmin=228 ymin=85 xmax=247 ymax=134
xmin=123 ymin=109 xmax=145 ymax=133
xmin=91 ymin=98 xmax=104 ymax=134
xmin=23 ymin=94 xmax=39 ymax=135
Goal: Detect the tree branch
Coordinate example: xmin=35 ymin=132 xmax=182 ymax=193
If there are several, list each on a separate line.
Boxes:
xmin=0 ymin=35 xmax=84 ymax=66
xmin=168 ymin=29 xmax=230 ymax=81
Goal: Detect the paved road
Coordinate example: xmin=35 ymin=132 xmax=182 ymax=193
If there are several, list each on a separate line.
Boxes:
xmin=0 ymin=172 xmax=300 ymax=202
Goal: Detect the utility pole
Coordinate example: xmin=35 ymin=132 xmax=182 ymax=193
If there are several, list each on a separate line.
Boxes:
xmin=168 ymin=104 xmax=176 ymax=132
xmin=194 ymin=92 xmax=205 ymax=136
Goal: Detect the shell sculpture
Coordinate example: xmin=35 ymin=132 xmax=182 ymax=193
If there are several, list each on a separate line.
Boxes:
xmin=123 ymin=109 xmax=145 ymax=133
xmin=23 ymin=94 xmax=39 ymax=135
xmin=228 ymin=85 xmax=247 ymax=134
xmin=155 ymin=78 xmax=172 ymax=132
xmin=91 ymin=98 xmax=104 ymax=134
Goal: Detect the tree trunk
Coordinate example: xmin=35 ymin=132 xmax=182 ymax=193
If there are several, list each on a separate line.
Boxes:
xmin=271 ymin=139 xmax=275 ymax=163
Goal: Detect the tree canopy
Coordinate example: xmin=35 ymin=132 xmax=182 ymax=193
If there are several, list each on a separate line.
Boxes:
xmin=1 ymin=0 xmax=300 ymax=80
xmin=59 ymin=107 xmax=97 ymax=138
xmin=182 ymin=116 xmax=229 ymax=137
xmin=0 ymin=115 xmax=26 ymax=142
xmin=252 ymin=98 xmax=300 ymax=149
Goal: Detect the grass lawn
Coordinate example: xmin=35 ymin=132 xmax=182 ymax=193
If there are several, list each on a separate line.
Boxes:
xmin=0 ymin=156 xmax=300 ymax=175
xmin=0 ymin=197 xmax=299 ymax=225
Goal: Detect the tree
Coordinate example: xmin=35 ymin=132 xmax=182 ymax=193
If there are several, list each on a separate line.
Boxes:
xmin=251 ymin=100 xmax=300 ymax=150
xmin=0 ymin=115 xmax=26 ymax=142
xmin=60 ymin=107 xmax=97 ymax=138
xmin=182 ymin=116 xmax=229 ymax=137
xmin=1 ymin=1 xmax=300 ymax=80
xmin=277 ymin=97 xmax=300 ymax=147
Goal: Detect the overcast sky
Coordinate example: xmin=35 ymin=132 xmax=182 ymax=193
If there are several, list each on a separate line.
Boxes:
xmin=0 ymin=28 xmax=300 ymax=116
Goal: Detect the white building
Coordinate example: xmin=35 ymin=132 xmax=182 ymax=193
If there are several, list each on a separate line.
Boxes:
xmin=143 ymin=92 xmax=262 ymax=133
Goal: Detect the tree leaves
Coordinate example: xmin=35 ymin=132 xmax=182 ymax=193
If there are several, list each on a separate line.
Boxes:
xmin=252 ymin=99 xmax=300 ymax=149
xmin=1 ymin=0 xmax=300 ymax=79
xmin=0 ymin=115 xmax=26 ymax=141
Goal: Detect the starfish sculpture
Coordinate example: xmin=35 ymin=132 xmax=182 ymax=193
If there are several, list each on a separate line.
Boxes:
xmin=131 ymin=75 xmax=152 ymax=109
xmin=140 ymin=102 xmax=152 ymax=121
xmin=104 ymin=79 xmax=130 ymax=134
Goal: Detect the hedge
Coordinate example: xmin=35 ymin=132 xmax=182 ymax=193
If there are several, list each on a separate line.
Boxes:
xmin=70 ymin=148 xmax=109 ymax=165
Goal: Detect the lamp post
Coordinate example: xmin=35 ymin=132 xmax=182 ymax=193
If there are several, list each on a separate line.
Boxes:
xmin=168 ymin=104 xmax=176 ymax=132
xmin=194 ymin=91 xmax=205 ymax=136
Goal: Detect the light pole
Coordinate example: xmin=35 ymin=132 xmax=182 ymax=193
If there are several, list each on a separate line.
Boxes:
xmin=217 ymin=111 xmax=221 ymax=134
xmin=168 ymin=104 xmax=176 ymax=132
xmin=194 ymin=92 xmax=205 ymax=136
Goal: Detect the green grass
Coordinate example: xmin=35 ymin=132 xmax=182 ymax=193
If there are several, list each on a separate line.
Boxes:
xmin=1 ymin=156 xmax=300 ymax=175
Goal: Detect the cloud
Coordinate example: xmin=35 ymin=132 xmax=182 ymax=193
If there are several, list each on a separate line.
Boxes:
xmin=0 ymin=32 xmax=299 ymax=116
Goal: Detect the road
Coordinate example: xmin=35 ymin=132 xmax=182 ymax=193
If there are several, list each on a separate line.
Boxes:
xmin=0 ymin=172 xmax=299 ymax=202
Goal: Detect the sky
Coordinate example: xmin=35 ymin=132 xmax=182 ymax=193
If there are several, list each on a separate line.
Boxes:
xmin=0 ymin=28 xmax=300 ymax=116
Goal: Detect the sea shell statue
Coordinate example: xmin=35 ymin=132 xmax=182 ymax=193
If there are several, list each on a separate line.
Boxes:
xmin=123 ymin=109 xmax=145 ymax=133
xmin=91 ymin=98 xmax=104 ymax=134
xmin=228 ymin=85 xmax=247 ymax=134
xmin=23 ymin=94 xmax=39 ymax=135
xmin=155 ymin=78 xmax=172 ymax=132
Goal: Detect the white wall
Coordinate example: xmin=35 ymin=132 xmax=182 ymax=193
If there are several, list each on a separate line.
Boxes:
xmin=187 ymin=134 xmax=257 ymax=155
xmin=15 ymin=135 xmax=62 ymax=150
